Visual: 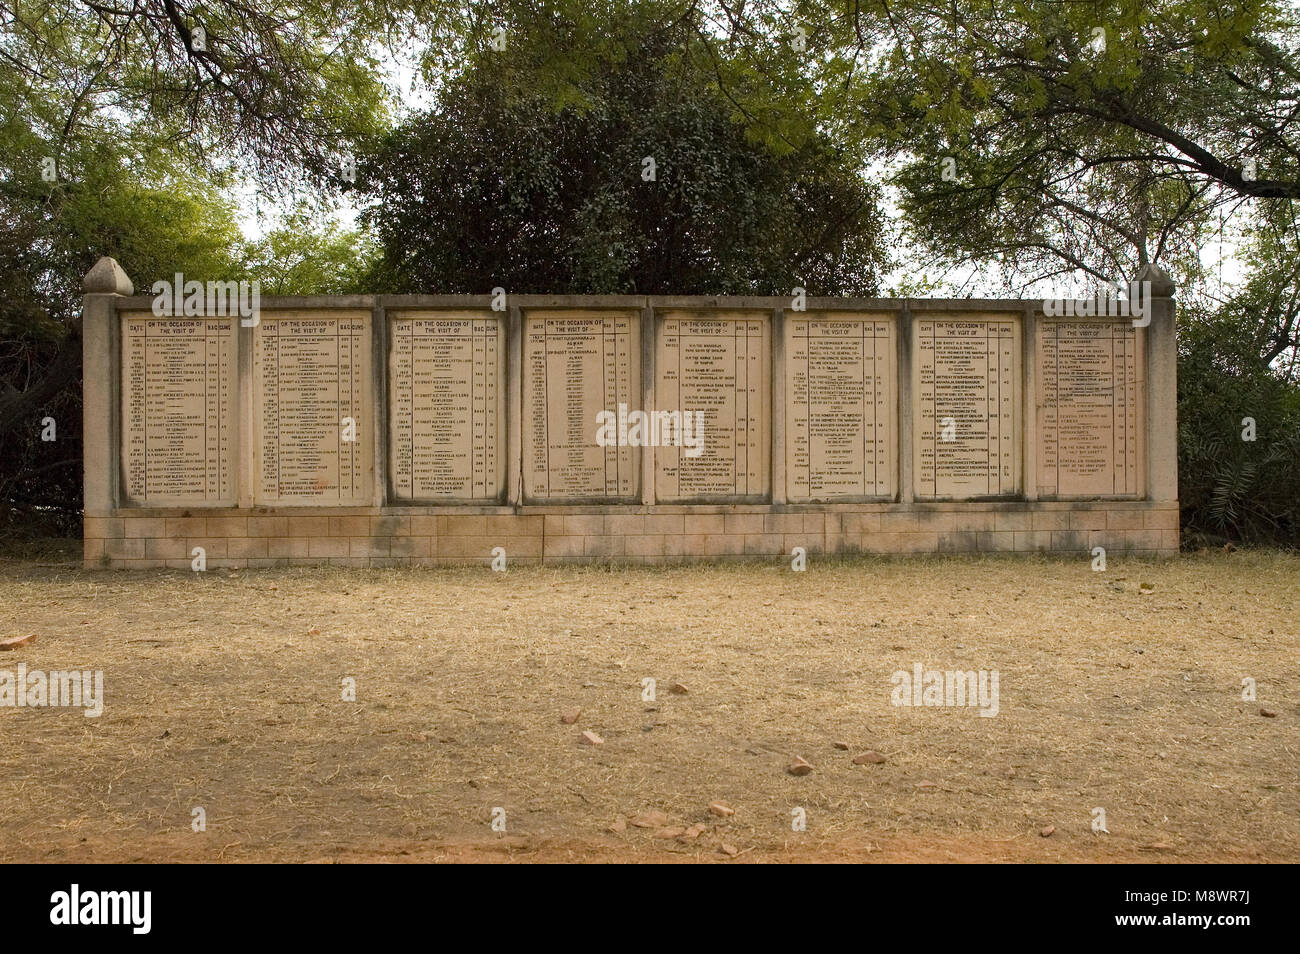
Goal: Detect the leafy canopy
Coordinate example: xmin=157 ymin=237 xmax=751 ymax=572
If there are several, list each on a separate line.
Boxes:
xmin=362 ymin=11 xmax=888 ymax=295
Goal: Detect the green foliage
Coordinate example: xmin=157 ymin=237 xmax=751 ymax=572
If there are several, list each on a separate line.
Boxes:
xmin=1 ymin=1 xmax=397 ymax=189
xmin=858 ymin=0 xmax=1290 ymax=289
xmin=668 ymin=1 xmax=1300 ymax=296
xmin=1178 ymin=314 xmax=1300 ymax=549
xmin=0 ymin=129 xmax=249 ymax=537
xmin=239 ymin=210 xmax=378 ymax=295
xmin=361 ymin=14 xmax=888 ymax=295
xmin=0 ymin=0 xmax=403 ymax=535
xmin=1175 ymin=200 xmax=1300 ymax=548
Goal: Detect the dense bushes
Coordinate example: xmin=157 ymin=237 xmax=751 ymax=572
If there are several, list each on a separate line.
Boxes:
xmin=359 ymin=22 xmax=888 ymax=298
xmin=0 ymin=345 xmax=82 ymax=544
xmin=1178 ymin=313 xmax=1300 ymax=549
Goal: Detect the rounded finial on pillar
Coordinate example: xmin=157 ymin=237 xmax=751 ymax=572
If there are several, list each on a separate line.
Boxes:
xmin=1135 ymin=264 xmax=1175 ymax=298
xmin=83 ymin=257 xmax=134 ymax=295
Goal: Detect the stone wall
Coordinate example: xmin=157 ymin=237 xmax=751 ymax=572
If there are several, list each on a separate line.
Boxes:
xmin=81 ymin=259 xmax=1180 ymax=568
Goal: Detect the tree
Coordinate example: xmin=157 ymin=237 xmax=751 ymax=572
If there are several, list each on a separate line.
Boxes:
xmin=1178 ymin=298 xmax=1300 ymax=546
xmin=0 ymin=0 xmax=398 ymax=520
xmin=1207 ymin=203 xmax=1300 ymax=381
xmin=0 ymin=134 xmax=249 ymax=538
xmin=360 ymin=12 xmax=888 ymax=295
xmin=1 ymin=1 xmax=397 ymax=187
xmin=444 ymin=0 xmax=1285 ymax=294
xmin=240 ymin=209 xmax=379 ymax=295
xmin=711 ymin=2 xmax=1297 ymax=286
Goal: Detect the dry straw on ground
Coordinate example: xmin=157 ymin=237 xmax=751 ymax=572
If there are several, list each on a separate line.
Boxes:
xmin=0 ymin=551 xmax=1295 ymax=863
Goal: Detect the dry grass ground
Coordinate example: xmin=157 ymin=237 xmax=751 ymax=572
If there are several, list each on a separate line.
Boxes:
xmin=0 ymin=551 xmax=1295 ymax=863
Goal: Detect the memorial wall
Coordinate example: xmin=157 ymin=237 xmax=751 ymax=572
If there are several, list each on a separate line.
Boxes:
xmin=82 ymin=262 xmax=1180 ymax=567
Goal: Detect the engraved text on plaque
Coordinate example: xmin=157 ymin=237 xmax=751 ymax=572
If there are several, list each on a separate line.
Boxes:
xmin=389 ymin=313 xmax=503 ymax=501
xmin=121 ymin=314 xmax=236 ymax=505
xmin=1036 ymin=320 xmax=1144 ymax=497
xmin=785 ymin=315 xmax=896 ymax=500
xmin=523 ymin=312 xmax=639 ymax=500
xmin=913 ymin=316 xmax=1020 ymax=497
xmin=253 ymin=312 xmax=371 ymax=504
xmin=656 ymin=313 xmax=770 ymax=500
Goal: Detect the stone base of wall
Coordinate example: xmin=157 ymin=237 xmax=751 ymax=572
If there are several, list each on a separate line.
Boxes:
xmin=84 ymin=501 xmax=1180 ymax=568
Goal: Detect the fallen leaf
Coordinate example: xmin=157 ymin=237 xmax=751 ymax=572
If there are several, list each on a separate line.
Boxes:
xmin=719 ymin=843 xmax=739 ymax=857
xmin=0 ymin=634 xmax=35 ymax=650
xmin=1040 ymin=825 xmax=1056 ymax=838
xmin=560 ymin=707 xmax=582 ymax=724
xmin=708 ymin=801 xmax=735 ymax=817
xmin=853 ymin=751 xmax=887 ymax=765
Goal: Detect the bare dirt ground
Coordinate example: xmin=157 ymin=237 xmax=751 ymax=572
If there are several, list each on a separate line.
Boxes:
xmin=0 ymin=551 xmax=1295 ymax=864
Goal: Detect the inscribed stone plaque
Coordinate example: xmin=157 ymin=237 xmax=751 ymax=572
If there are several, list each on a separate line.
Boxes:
xmin=522 ymin=311 xmax=640 ymax=500
xmin=913 ymin=315 xmax=1020 ymax=498
xmin=1036 ymin=320 xmax=1144 ymax=497
xmin=253 ymin=311 xmax=372 ymax=504
xmin=389 ymin=312 xmax=504 ymax=502
xmin=655 ymin=312 xmax=770 ymax=501
xmin=120 ymin=314 xmax=236 ymax=506
xmin=785 ymin=314 xmax=897 ymax=501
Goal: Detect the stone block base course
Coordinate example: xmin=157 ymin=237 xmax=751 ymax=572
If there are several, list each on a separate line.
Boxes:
xmin=85 ymin=501 xmax=1180 ymax=569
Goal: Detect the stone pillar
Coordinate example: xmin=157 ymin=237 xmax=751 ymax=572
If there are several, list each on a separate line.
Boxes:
xmin=507 ymin=304 xmax=523 ymax=506
xmin=1138 ymin=265 xmax=1178 ymax=503
xmin=237 ymin=296 xmax=255 ymax=508
xmin=371 ymin=303 xmax=389 ymax=507
xmin=81 ymin=257 xmax=133 ymax=517
xmin=640 ymin=305 xmax=656 ymax=506
xmin=897 ymin=304 xmax=914 ymax=504
xmin=770 ymin=306 xmax=786 ymax=505
xmin=1022 ymin=305 xmax=1038 ymax=502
